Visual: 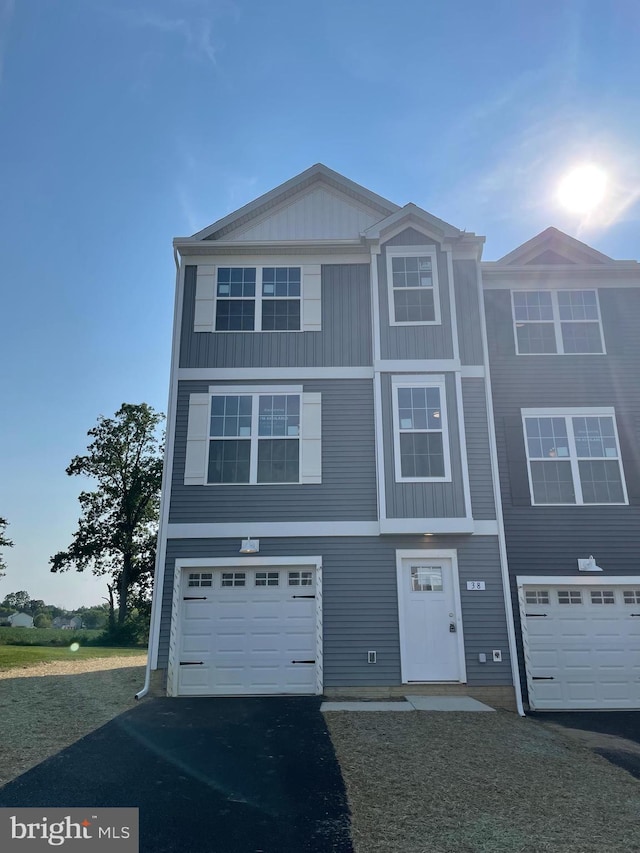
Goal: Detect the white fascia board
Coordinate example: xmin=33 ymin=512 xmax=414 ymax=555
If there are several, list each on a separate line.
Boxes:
xmin=375 ymin=359 xmax=461 ymax=373
xmin=208 ymin=383 xmax=303 ymax=395
xmin=472 ymin=521 xmax=499 ymax=535
xmin=521 ymin=406 xmax=615 ymax=416
xmin=460 ymin=366 xmax=485 ymax=378
xmin=517 ymin=575 xmax=640 ymax=587
xmin=379 ymin=518 xmax=475 ymax=534
xmin=174 ymin=247 xmax=370 ymax=264
xmin=176 ymin=556 xmax=323 ymax=569
xmin=167 ymin=522 xmax=381 ymax=539
xmin=178 ymin=367 xmax=373 ymax=381
xmin=482 ymin=267 xmax=640 ymax=288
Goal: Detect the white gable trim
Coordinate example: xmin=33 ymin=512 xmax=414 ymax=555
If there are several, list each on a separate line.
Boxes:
xmin=363 ymin=204 xmax=464 ymax=243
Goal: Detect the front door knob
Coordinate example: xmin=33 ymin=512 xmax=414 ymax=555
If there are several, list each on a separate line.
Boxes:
xmin=449 ymin=623 xmax=456 ymax=633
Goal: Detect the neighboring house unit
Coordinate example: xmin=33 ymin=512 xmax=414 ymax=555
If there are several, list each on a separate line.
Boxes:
xmin=8 ymin=612 xmax=34 ymax=628
xmin=52 ymin=616 xmax=83 ymax=630
xmin=483 ymin=229 xmax=640 ymax=710
xmin=145 ymin=164 xmax=520 ymax=708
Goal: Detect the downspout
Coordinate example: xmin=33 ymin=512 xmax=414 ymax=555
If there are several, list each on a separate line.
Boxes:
xmin=136 ymin=247 xmax=182 ymax=699
xmin=475 ymin=253 xmax=526 ymax=716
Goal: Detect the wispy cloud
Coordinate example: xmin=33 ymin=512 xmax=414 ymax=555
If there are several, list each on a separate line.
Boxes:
xmin=0 ymin=0 xmax=15 ymax=85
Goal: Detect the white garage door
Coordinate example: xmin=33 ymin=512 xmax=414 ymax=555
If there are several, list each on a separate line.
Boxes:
xmin=176 ymin=566 xmax=319 ymax=696
xmin=521 ymin=582 xmax=640 ymax=710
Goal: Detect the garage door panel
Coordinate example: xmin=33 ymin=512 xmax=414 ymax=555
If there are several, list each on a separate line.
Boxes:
xmin=522 ymin=583 xmax=640 ymax=710
xmin=176 ymin=566 xmax=319 ymax=696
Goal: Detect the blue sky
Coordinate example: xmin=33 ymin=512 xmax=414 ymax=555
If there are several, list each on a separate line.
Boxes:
xmin=0 ymin=0 xmax=639 ymax=608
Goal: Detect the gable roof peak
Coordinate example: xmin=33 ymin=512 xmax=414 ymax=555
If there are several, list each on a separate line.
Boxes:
xmin=496 ymin=226 xmax=614 ymax=266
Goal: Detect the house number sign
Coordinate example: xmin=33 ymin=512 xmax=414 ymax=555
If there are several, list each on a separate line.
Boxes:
xmin=466 ymin=581 xmax=486 ymax=591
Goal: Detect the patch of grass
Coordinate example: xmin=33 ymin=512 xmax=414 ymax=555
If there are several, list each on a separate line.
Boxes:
xmin=0 ymin=627 xmax=102 ymax=647
xmin=0 ymin=645 xmax=146 ymax=671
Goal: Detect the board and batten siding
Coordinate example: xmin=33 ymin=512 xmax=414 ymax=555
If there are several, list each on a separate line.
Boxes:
xmin=381 ymin=372 xmax=467 ymax=519
xmin=179 ymin=263 xmax=372 ymax=368
xmin=170 ymin=379 xmax=377 ymax=524
xmin=453 ymin=259 xmax=484 ymax=365
xmin=462 ymin=378 xmax=496 ymax=520
xmin=158 ymin=535 xmax=511 ymax=687
xmin=378 ymin=229 xmax=455 ymax=361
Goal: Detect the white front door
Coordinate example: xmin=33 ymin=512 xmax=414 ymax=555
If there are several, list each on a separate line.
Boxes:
xmin=397 ymin=556 xmax=464 ymax=682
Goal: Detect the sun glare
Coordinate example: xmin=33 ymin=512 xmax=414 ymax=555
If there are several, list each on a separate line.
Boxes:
xmin=557 ymin=165 xmax=607 ymax=214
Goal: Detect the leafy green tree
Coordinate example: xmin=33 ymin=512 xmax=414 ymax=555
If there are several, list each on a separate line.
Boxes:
xmin=0 ymin=517 xmax=13 ymax=579
xmin=50 ymin=403 xmax=164 ymax=628
xmin=34 ymin=613 xmax=52 ymax=628
xmin=76 ymin=604 xmax=109 ymax=630
xmin=2 ymin=590 xmax=31 ymax=611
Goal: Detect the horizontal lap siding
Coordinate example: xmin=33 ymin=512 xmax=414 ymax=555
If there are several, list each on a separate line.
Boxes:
xmin=158 ymin=535 xmax=511 ymax=687
xmin=379 ymin=230 xmax=454 ymax=360
xmin=179 ymin=263 xmax=372 ymax=368
xmin=462 ymin=378 xmax=496 ymax=520
xmin=382 ymin=373 xmax=467 ymax=519
xmin=453 ymin=259 xmax=483 ymax=365
xmin=169 ymin=379 xmax=377 ymax=523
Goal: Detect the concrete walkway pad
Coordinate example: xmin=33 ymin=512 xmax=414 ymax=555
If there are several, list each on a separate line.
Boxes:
xmin=321 ymin=701 xmax=414 ymax=712
xmin=406 ymin=695 xmax=495 ymax=712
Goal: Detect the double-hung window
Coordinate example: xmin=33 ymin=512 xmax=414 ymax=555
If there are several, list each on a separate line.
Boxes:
xmin=208 ymin=393 xmax=301 ymax=484
xmin=392 ymin=377 xmax=451 ymax=481
xmin=184 ymin=385 xmax=322 ymax=486
xmin=387 ymin=247 xmax=440 ymax=325
xmin=512 ymin=290 xmax=604 ymax=354
xmin=522 ymin=408 xmax=627 ymax=504
xmin=215 ymin=267 xmax=301 ymax=331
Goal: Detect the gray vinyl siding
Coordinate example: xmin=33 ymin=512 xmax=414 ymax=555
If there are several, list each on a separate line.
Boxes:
xmin=378 ymin=229 xmax=455 ymax=360
xmin=169 ymin=379 xmax=377 ymax=523
xmin=382 ymin=372 xmax=467 ymax=519
xmin=453 ymin=260 xmax=483 ymax=365
xmin=462 ymin=379 xmax=496 ymax=520
xmin=158 ymin=535 xmax=511 ymax=687
xmin=180 ymin=263 xmax=372 ymax=368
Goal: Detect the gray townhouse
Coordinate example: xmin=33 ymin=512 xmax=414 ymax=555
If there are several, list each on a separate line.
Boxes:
xmin=143 ymin=164 xmax=521 ymax=710
xmin=483 ymin=228 xmax=640 ymax=710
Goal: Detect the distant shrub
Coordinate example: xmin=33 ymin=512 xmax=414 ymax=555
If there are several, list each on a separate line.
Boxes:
xmin=0 ymin=627 xmax=102 ymax=647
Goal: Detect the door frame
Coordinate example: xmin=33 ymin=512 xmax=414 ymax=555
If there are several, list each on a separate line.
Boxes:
xmin=396 ymin=549 xmax=467 ymax=684
xmin=168 ymin=556 xmax=323 ymax=697
xmin=517 ymin=574 xmax=640 ymax=711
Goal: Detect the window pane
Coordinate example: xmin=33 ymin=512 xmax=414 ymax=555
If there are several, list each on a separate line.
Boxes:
xmin=400 ymin=433 xmax=445 ymax=478
xmin=561 ymin=322 xmax=603 ymax=353
xmin=262 ymin=299 xmax=301 ymax=331
xmin=262 ymin=267 xmax=301 ymax=298
xmin=210 ymin=396 xmax=252 ymax=437
xmin=530 ymin=460 xmax=575 ymax=503
xmin=516 ymin=323 xmax=557 ymax=353
xmin=513 ymin=291 xmax=553 ymax=322
xmin=207 ymin=440 xmax=250 ymax=483
xmin=411 ymin=566 xmax=443 ymax=592
xmin=258 ymin=395 xmax=299 ymax=437
xmin=394 ymin=289 xmax=435 ymax=322
xmin=526 ymin=417 xmax=569 ymax=458
xmin=558 ymin=290 xmax=599 ymax=321
xmin=215 ymin=300 xmax=255 ymax=331
xmin=578 ymin=460 xmax=624 ymax=503
xmin=218 ymin=268 xmax=255 ymax=298
xmin=398 ymin=386 xmax=442 ymax=432
xmin=257 ymin=439 xmax=299 ymax=483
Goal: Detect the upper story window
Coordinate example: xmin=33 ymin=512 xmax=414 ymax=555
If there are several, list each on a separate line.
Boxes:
xmin=392 ymin=377 xmax=451 ymax=482
xmin=208 ymin=393 xmax=300 ymax=484
xmin=215 ymin=267 xmax=301 ymax=331
xmin=184 ymin=384 xmax=322 ymax=487
xmin=512 ymin=289 xmax=604 ymax=354
xmin=522 ymin=408 xmax=627 ymax=505
xmin=386 ymin=247 xmax=441 ymax=326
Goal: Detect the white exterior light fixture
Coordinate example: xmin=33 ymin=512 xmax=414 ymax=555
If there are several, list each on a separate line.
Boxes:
xmin=240 ymin=538 xmax=259 ymax=555
xmin=578 ymin=555 xmax=603 ymax=572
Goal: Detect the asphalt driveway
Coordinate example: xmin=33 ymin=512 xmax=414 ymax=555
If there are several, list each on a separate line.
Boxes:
xmin=0 ymin=697 xmax=353 ymax=853
xmin=529 ymin=711 xmax=640 ymax=779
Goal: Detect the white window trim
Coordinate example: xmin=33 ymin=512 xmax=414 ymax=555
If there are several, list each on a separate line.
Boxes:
xmin=392 ymin=374 xmax=452 ymax=483
xmin=386 ymin=246 xmax=441 ymax=327
xmin=208 ymin=384 xmax=304 ymax=486
xmin=215 ymin=265 xmax=303 ymax=333
xmin=521 ymin=406 xmax=628 ymax=506
xmin=511 ymin=289 xmax=606 ymax=355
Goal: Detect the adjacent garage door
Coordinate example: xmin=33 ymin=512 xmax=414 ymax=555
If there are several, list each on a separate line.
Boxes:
xmin=176 ymin=566 xmax=320 ymax=696
xmin=520 ymin=580 xmax=640 ymax=710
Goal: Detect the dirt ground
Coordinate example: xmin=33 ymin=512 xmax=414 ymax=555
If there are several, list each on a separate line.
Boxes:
xmin=325 ymin=710 xmax=640 ymax=853
xmin=0 ymin=656 xmax=147 ymax=787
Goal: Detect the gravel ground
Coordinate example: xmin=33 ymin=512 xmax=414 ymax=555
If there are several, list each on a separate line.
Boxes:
xmin=0 ymin=656 xmax=147 ymax=787
xmin=325 ymin=710 xmax=640 ymax=853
